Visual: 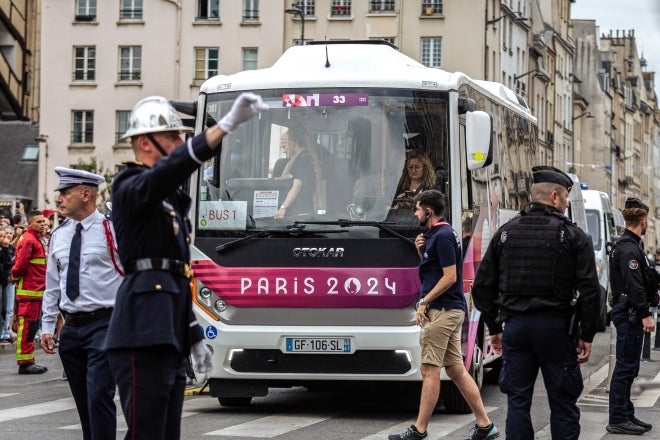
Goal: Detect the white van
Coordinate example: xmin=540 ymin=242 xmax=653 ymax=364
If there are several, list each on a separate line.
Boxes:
xmin=612 ymin=208 xmax=625 ymax=237
xmin=566 ymin=174 xmax=588 ymax=233
xmin=582 ymin=190 xmax=617 ymax=330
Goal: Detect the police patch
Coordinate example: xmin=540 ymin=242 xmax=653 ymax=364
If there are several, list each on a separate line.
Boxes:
xmin=501 ymin=231 xmax=507 ymax=243
xmin=629 ymin=260 xmax=639 ymax=270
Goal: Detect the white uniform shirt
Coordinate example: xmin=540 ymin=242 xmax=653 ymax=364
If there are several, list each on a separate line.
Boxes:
xmin=42 ymin=210 xmax=123 ymax=334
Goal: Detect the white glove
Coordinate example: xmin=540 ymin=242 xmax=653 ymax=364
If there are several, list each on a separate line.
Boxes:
xmin=191 ymin=340 xmax=213 ymax=381
xmin=218 ymin=92 xmax=269 ymax=134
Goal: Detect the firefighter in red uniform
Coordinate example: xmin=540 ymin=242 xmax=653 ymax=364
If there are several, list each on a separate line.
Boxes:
xmin=11 ymin=210 xmax=48 ymax=374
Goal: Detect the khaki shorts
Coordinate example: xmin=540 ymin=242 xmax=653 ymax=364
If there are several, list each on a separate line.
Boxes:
xmin=419 ymin=308 xmax=465 ymax=367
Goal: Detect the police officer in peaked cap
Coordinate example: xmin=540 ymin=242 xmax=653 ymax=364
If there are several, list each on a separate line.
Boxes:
xmin=607 ymin=197 xmax=657 ymax=435
xmin=41 ymin=166 xmax=122 ymax=440
xmin=103 ymin=93 xmax=268 ymax=440
xmin=471 ymin=165 xmax=601 ymax=440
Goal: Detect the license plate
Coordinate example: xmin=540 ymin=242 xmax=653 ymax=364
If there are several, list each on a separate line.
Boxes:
xmin=285 ymin=337 xmax=351 ymax=353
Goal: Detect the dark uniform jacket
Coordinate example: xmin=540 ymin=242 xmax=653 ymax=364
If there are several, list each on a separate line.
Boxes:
xmin=610 ymin=229 xmax=658 ymax=321
xmin=105 ymin=134 xmax=217 ymax=355
xmin=472 ymin=202 xmax=601 ymax=342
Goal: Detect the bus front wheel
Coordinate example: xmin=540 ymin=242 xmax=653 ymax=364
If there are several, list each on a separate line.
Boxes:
xmin=218 ymin=396 xmax=253 ymax=407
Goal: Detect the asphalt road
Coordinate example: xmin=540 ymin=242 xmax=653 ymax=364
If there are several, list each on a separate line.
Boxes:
xmin=0 ymin=327 xmax=659 ymax=439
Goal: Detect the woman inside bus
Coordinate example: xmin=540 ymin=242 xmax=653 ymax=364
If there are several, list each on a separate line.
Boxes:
xmin=274 ymin=128 xmax=317 ymax=218
xmin=392 ymin=151 xmax=439 ymax=209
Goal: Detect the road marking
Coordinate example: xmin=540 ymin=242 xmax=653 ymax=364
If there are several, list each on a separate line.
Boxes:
xmin=535 ymin=411 xmax=607 ymax=440
xmin=361 ymin=407 xmax=497 ymax=440
xmin=205 ymin=413 xmax=336 ymax=437
xmin=580 ymin=362 xmax=609 ymax=397
xmin=634 ymin=370 xmax=660 ymax=407
xmin=0 ymin=393 xmax=18 ymax=398
xmin=0 ymin=398 xmax=76 ymax=422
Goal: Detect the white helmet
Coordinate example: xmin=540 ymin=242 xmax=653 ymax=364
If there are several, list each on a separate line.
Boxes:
xmin=120 ymin=96 xmax=192 ymax=141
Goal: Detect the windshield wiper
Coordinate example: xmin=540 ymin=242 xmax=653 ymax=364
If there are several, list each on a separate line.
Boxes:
xmin=215 ymin=224 xmax=347 ymax=255
xmin=293 ymin=220 xmax=415 ymax=247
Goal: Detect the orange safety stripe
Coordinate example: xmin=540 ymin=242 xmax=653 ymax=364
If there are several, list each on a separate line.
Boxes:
xmin=15 ymin=278 xmax=44 ymax=298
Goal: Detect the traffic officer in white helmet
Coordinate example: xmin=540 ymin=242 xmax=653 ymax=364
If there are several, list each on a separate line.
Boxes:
xmin=104 ymin=93 xmax=267 ymax=440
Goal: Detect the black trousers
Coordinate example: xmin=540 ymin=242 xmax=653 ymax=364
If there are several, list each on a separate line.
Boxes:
xmin=59 ymin=317 xmax=116 ymax=440
xmin=499 ymin=314 xmax=583 ymax=440
xmin=609 ymin=304 xmax=643 ymax=424
xmin=107 ymin=346 xmax=186 ymax=440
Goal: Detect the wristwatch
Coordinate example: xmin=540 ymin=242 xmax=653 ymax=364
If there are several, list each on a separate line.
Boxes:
xmin=415 ymin=299 xmax=427 ymax=309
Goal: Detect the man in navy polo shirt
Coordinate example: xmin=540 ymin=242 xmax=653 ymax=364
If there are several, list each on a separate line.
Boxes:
xmin=389 ymin=190 xmax=498 ymax=440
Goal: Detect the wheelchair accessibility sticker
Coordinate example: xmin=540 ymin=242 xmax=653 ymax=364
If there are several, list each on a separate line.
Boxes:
xmin=205 ymin=326 xmax=218 ymax=339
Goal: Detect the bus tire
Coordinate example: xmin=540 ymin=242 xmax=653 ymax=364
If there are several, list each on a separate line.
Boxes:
xmin=218 ymin=396 xmax=252 ymax=407
xmin=441 ymin=381 xmax=471 ymax=414
xmin=442 ymin=344 xmax=484 ymax=414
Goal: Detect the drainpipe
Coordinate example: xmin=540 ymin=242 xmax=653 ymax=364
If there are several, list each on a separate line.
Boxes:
xmin=164 ymin=0 xmax=182 ymax=98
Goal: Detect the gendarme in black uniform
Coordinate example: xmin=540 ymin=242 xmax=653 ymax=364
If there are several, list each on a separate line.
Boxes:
xmin=472 ymin=166 xmax=600 ymax=440
xmin=607 ymin=197 xmax=659 ymax=434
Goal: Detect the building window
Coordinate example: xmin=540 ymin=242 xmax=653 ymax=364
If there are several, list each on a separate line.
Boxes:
xmin=242 ymin=48 xmax=258 ymax=71
xmin=331 ymin=0 xmax=351 ymax=16
xmin=243 ymin=0 xmax=259 ymax=20
xmin=75 ymin=0 xmax=97 ymax=21
xmin=421 ymin=0 xmax=442 ymax=15
xmin=197 ymin=0 xmax=219 ymax=20
xmin=302 ymin=0 xmax=315 ymax=16
xmin=116 ymin=111 xmax=130 ymax=143
xmin=421 ymin=37 xmax=442 ymax=68
xmin=120 ymin=0 xmax=143 ymax=20
xmin=73 ymin=46 xmax=96 ymax=81
xmin=194 ymin=47 xmax=219 ymax=81
xmin=119 ymin=46 xmax=142 ymax=81
xmin=72 ymin=110 xmax=94 ymax=144
xmin=369 ymin=0 xmax=394 ymax=13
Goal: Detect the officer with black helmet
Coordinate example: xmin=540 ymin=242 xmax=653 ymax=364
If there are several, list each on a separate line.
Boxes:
xmin=471 ymin=165 xmax=601 ymax=440
xmin=607 ymin=197 xmax=658 ymax=435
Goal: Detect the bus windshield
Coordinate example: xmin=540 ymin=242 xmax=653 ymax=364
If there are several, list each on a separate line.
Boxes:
xmin=196 ymin=88 xmax=449 ymax=238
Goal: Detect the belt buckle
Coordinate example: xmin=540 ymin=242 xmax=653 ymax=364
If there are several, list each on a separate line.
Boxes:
xmin=184 ymin=263 xmax=193 ymax=279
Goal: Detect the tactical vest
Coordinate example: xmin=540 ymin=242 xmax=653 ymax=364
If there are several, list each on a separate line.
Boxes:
xmin=498 ymin=211 xmax=574 ymax=300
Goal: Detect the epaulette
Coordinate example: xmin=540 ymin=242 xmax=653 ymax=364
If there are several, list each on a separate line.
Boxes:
xmin=123 ymin=160 xmax=145 ymax=167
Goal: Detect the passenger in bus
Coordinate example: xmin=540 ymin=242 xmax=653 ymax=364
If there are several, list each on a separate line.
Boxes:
xmin=272 ymin=132 xmax=290 ymax=178
xmin=392 ymin=152 xmax=439 ymax=209
xmin=274 ymin=128 xmax=317 ymax=218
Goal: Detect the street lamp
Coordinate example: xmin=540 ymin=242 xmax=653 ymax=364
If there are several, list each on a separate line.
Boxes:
xmin=483 ymin=11 xmax=528 ymax=80
xmin=285 ymin=1 xmax=305 ymax=45
xmin=572 ymin=112 xmax=595 ymax=121
xmin=514 ymin=68 xmax=539 ymax=81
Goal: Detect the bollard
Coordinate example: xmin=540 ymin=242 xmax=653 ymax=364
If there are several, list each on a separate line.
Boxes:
xmin=606 ymin=320 xmax=616 ymax=393
xmin=641 ymin=332 xmax=652 ymax=360
xmin=654 ymin=307 xmax=660 ymax=350
xmin=642 ymin=308 xmax=657 ymax=360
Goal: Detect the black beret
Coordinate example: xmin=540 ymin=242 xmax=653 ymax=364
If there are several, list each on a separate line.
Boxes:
xmin=531 ymin=165 xmax=573 ymax=191
xmin=625 ymin=197 xmax=649 ymax=212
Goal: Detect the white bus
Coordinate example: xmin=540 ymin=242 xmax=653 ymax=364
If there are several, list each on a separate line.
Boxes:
xmin=182 ymin=41 xmax=537 ymax=413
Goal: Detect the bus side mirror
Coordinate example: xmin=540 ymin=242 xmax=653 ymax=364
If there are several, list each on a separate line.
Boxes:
xmin=465 ymin=111 xmax=493 ymax=170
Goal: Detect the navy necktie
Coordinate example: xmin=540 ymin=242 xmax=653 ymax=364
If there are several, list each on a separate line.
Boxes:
xmin=66 ymin=223 xmax=83 ymax=301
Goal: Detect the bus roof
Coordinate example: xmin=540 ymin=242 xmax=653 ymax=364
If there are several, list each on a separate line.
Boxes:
xmin=200 ymin=41 xmax=534 ymax=120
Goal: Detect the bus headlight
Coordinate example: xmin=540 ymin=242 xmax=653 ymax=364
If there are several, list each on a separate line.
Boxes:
xmin=214 ymin=299 xmax=227 ymax=312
